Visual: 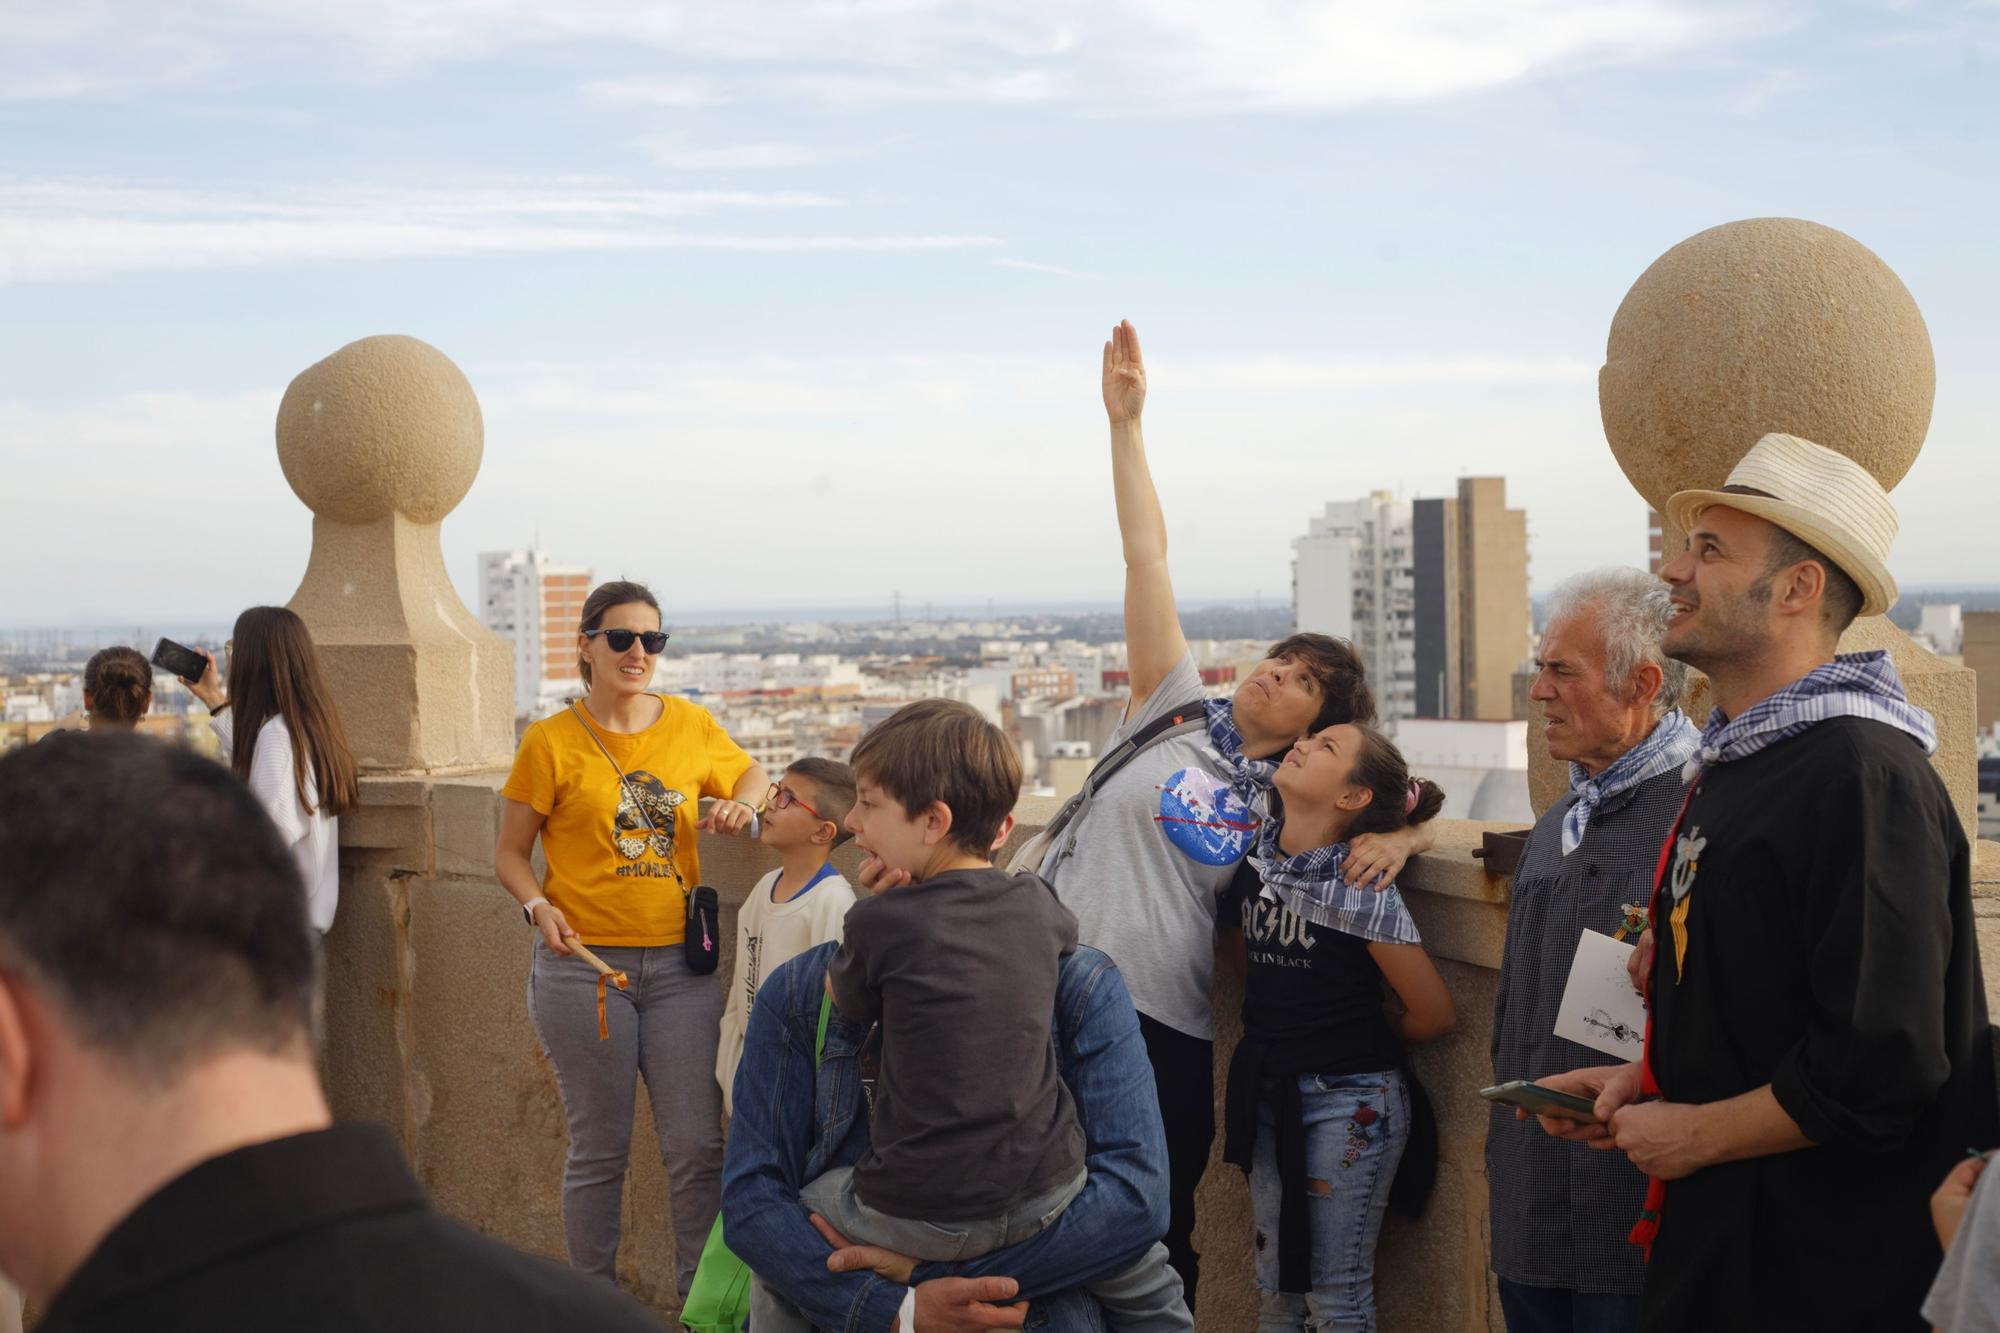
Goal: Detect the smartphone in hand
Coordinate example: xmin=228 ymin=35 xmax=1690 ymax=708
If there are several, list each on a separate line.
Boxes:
xmin=150 ymin=637 xmax=209 ymax=684
xmin=1479 ymin=1080 xmax=1601 ymax=1123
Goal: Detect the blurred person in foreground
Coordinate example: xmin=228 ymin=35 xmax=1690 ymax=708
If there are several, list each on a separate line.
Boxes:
xmin=0 ymin=731 xmax=656 ymax=1333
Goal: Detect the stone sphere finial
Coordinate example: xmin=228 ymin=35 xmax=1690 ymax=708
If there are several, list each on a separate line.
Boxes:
xmin=1599 ymin=217 xmax=1934 ymax=509
xmin=277 ymin=335 xmax=484 ymax=525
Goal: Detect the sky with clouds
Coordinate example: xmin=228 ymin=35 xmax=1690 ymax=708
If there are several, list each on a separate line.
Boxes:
xmin=2 ymin=0 xmax=1996 ymax=627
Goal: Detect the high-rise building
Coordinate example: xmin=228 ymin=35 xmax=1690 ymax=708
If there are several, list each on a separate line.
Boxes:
xmin=1964 ymin=611 xmax=2000 ymax=731
xmin=1412 ymin=478 xmax=1531 ymax=721
xmin=1291 ymin=492 xmax=1417 ymax=720
xmin=478 ymin=549 xmax=593 ymax=719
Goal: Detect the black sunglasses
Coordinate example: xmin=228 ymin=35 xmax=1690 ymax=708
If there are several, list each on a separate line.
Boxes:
xmin=583 ymin=628 xmax=669 ymax=654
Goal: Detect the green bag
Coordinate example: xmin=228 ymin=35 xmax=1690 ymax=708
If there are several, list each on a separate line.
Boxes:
xmin=681 ymin=994 xmax=834 ymax=1332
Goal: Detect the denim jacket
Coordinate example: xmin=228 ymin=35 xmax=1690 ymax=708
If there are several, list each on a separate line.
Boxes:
xmin=722 ymin=942 xmax=1170 ymax=1333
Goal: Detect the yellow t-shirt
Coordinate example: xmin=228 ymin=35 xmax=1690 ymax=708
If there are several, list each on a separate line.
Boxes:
xmin=502 ymin=695 xmax=755 ymax=947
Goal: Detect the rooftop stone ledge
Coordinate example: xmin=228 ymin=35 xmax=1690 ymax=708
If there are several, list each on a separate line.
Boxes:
xmin=343 ymin=779 xmax=1524 ymax=967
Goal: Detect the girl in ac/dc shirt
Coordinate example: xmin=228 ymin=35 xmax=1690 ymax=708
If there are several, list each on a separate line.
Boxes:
xmin=1218 ymin=723 xmax=1456 ymax=1332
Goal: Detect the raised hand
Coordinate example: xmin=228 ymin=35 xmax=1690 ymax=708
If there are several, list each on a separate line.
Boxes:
xmin=188 ymin=647 xmax=227 ymax=711
xmin=1102 ymin=319 xmax=1147 ymax=424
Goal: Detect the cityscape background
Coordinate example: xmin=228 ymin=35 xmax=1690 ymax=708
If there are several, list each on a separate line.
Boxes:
xmin=8 ymin=495 xmax=1997 ymax=834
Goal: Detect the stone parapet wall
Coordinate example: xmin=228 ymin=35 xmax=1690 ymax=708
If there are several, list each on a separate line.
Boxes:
xmin=323 ymin=781 xmax=1522 ymax=1329
xmin=323 ymin=778 xmax=2000 ymax=1329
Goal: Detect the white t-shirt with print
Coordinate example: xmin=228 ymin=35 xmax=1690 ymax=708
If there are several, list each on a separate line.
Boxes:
xmin=716 ymin=863 xmax=855 ymax=1115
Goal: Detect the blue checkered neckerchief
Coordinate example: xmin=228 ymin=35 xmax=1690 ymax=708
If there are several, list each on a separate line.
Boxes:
xmin=1204 ymin=698 xmax=1280 ymax=800
xmin=1681 ymin=650 xmax=1937 ymax=783
xmin=1248 ymin=818 xmax=1423 ymax=946
xmin=1560 ymin=710 xmax=1699 ymax=856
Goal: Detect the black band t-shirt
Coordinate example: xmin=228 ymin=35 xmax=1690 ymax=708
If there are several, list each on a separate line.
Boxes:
xmin=1223 ymin=861 xmax=1402 ymax=1074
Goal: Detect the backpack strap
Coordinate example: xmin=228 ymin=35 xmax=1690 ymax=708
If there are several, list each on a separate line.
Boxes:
xmin=1039 ymin=699 xmax=1208 ymax=870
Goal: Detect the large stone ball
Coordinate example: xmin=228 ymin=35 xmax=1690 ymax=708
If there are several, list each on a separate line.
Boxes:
xmin=277 ymin=335 xmax=484 ymax=525
xmin=1600 ymin=218 xmax=1933 ymax=508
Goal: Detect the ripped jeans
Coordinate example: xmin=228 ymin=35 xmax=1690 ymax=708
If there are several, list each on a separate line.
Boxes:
xmin=1248 ymin=1070 xmax=1409 ymax=1333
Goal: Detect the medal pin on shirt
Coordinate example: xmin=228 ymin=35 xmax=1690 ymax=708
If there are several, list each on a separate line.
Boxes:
xmin=1666 ymin=825 xmax=1706 ymax=981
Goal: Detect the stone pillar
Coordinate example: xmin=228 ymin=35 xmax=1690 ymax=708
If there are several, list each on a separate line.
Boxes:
xmin=1526 ymin=218 xmax=1980 ymax=837
xmin=277 ymin=335 xmax=514 ymax=772
xmin=274 ymin=338 xmax=689 ymax=1308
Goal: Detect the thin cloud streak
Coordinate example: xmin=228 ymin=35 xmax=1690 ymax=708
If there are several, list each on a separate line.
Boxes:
xmin=0 ymin=179 xmax=1001 ymax=283
xmin=4 ymin=2 xmax=1791 ymax=113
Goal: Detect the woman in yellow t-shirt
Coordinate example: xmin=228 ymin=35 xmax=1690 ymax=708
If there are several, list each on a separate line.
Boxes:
xmin=495 ymin=580 xmax=767 ymax=1296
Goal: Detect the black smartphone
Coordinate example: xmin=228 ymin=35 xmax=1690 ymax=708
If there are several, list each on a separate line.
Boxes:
xmin=150 ymin=637 xmax=209 ymax=684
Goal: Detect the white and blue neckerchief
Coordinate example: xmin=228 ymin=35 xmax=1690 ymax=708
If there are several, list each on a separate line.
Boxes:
xmin=1248 ymin=819 xmax=1423 ymax=946
xmin=1204 ymin=698 xmax=1280 ymax=801
xmin=1682 ymin=650 xmax=1936 ymax=782
xmin=1560 ymin=710 xmax=1700 ymax=856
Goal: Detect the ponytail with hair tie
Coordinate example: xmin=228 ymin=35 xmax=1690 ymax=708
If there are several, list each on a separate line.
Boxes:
xmin=1404 ymin=779 xmax=1422 ymax=816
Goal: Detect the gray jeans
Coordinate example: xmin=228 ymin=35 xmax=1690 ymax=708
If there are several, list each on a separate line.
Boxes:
xmin=529 ymin=941 xmax=723 ymax=1295
xmin=752 ymin=1166 xmax=1190 ymax=1332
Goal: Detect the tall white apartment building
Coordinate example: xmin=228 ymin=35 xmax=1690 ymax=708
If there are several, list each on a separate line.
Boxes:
xmin=1292 ymin=491 xmax=1418 ymax=721
xmin=479 ymin=549 xmax=593 ymax=719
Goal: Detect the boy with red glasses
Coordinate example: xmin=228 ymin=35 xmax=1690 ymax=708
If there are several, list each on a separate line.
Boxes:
xmin=714 ymin=757 xmax=857 ymax=1115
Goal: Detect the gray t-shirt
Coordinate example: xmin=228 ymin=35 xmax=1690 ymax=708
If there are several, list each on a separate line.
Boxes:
xmin=828 ymin=867 xmax=1085 ymax=1222
xmin=1925 ymin=1154 xmax=2000 ymax=1331
xmin=1041 ymin=652 xmax=1256 ymax=1040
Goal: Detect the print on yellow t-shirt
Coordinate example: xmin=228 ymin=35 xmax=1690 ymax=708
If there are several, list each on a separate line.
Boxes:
xmin=502 ymin=695 xmax=754 ymax=947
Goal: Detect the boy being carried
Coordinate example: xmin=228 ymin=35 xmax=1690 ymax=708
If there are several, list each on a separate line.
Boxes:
xmin=715 ymin=758 xmax=858 ymax=1116
xmin=786 ymin=699 xmax=1188 ymax=1332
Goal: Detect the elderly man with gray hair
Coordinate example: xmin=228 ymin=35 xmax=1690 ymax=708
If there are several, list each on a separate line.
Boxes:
xmin=1485 ymin=568 xmax=1697 ymax=1333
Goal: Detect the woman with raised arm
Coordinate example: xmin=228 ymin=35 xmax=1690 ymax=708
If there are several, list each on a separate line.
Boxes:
xmin=1031 ymin=321 xmax=1437 ymax=1305
xmin=188 ymin=607 xmax=358 ymax=933
xmin=491 ymin=580 xmax=769 ymax=1300
xmin=1219 ymin=724 xmax=1455 ymax=1331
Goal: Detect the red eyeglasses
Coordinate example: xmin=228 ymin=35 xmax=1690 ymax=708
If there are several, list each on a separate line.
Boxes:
xmin=765 ymin=782 xmax=825 ymax=821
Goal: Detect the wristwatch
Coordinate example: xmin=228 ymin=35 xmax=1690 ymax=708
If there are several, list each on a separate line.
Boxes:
xmin=522 ymin=896 xmax=550 ymax=926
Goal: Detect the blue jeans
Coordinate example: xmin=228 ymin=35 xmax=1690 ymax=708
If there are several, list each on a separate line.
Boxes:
xmin=1248 ymin=1070 xmax=1409 ymax=1333
xmin=723 ymin=943 xmax=1166 ymax=1333
xmin=1496 ymin=1279 xmax=1641 ymax=1333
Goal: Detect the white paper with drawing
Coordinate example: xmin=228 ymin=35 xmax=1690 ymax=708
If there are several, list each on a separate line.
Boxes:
xmin=1553 ymin=929 xmax=1646 ymax=1059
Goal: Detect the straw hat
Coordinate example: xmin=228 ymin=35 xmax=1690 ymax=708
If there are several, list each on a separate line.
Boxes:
xmin=1665 ymin=433 xmax=1899 ymax=617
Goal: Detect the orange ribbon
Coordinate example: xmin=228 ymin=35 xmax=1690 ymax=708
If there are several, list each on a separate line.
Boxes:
xmin=569 ymin=942 xmax=630 ymax=1042
xmin=595 ymin=968 xmax=630 ymax=1041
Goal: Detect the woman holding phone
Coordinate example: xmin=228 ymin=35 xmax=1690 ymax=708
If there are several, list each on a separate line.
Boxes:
xmin=493 ymin=579 xmax=768 ymax=1298
xmin=188 ymin=607 xmax=359 ymax=933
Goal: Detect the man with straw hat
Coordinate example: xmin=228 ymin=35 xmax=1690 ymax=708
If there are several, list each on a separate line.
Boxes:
xmin=1533 ymin=433 xmax=1996 ymax=1332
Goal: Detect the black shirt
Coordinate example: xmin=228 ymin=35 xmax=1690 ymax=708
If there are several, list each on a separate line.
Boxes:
xmin=1643 ymin=718 xmax=1996 ymax=1333
xmin=829 ymin=867 xmax=1085 ymax=1221
xmin=38 ymin=1124 xmax=660 ymax=1333
xmin=1223 ymin=859 xmax=1402 ymax=1075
